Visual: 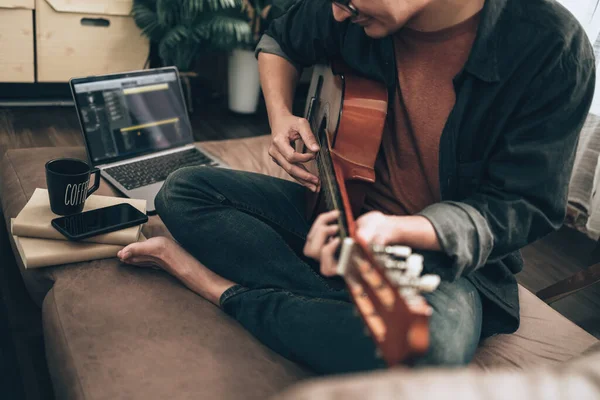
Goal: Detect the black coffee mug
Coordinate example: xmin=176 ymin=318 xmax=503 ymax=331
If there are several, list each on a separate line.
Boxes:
xmin=45 ymin=158 xmax=101 ymax=215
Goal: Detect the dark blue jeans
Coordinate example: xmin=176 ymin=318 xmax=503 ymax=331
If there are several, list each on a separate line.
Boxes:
xmin=155 ymin=166 xmax=483 ymax=374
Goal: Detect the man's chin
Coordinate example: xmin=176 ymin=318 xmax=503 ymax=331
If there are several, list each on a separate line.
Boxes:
xmin=363 ymin=25 xmax=392 ymax=39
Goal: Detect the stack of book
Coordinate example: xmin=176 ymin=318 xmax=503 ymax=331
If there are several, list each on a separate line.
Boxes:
xmin=11 ymin=188 xmax=147 ymax=269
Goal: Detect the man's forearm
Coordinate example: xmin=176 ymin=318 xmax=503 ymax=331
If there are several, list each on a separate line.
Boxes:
xmin=391 ymin=215 xmax=442 ymax=252
xmin=258 ymin=52 xmax=301 ymax=127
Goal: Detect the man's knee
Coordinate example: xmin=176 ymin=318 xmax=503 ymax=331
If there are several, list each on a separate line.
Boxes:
xmin=417 ymin=279 xmax=483 ymax=367
xmin=155 ymin=168 xmax=185 ymax=218
xmin=155 ymin=166 xmax=218 ymax=220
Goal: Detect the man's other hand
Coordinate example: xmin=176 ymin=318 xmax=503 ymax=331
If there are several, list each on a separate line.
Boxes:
xmin=356 ymin=211 xmax=398 ymax=246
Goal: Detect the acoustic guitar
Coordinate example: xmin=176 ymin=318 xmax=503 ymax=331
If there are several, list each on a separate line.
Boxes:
xmin=302 ymin=64 xmax=441 ymax=366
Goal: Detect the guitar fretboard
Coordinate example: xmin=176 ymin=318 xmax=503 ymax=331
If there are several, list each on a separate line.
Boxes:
xmin=306 ymin=74 xmax=349 ymax=239
xmin=314 ymin=125 xmax=349 ymax=240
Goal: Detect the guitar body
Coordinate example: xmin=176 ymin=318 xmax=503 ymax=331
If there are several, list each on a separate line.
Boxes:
xmin=302 ymin=65 xmax=439 ymax=366
xmin=304 ymin=64 xmax=388 ymax=221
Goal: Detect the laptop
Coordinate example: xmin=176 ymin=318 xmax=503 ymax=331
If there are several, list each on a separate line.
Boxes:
xmin=70 ymin=67 xmax=226 ymax=214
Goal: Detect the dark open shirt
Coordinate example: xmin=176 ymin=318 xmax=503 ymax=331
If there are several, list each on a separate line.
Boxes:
xmin=256 ymin=0 xmax=596 ymax=337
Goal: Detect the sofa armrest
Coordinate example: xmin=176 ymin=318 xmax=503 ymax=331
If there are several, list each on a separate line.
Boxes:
xmin=273 ymin=343 xmax=600 ymax=400
xmin=536 ymin=262 xmax=600 ymax=304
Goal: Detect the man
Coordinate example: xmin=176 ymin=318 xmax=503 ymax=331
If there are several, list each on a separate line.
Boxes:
xmin=118 ymin=0 xmax=595 ymax=374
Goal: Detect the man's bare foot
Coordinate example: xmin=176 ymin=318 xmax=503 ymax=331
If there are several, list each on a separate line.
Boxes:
xmin=118 ymin=237 xmax=184 ymax=274
xmin=118 ymin=237 xmax=235 ymax=306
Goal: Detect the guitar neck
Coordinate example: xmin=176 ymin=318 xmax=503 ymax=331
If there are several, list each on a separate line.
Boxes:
xmin=315 ymin=139 xmax=350 ymax=240
xmin=302 ymin=65 xmax=438 ymax=367
xmin=306 ymin=73 xmax=354 ymax=240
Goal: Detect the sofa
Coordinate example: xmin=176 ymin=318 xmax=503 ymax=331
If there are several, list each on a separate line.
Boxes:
xmin=0 ymin=135 xmax=598 ymax=400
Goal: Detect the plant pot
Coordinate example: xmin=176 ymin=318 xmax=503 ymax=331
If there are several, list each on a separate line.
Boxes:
xmin=228 ymin=48 xmax=261 ymax=114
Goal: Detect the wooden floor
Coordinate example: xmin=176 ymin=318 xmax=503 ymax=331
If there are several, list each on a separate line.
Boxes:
xmin=0 ymin=100 xmax=271 ymax=154
xmin=0 ymin=94 xmax=599 ymax=399
xmin=520 ymin=226 xmax=600 ymax=338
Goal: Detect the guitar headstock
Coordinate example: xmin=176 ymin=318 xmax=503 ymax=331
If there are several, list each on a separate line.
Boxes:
xmin=337 ymin=238 xmax=440 ymax=366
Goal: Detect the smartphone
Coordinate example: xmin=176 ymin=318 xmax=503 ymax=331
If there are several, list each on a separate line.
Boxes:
xmin=51 ymin=203 xmax=148 ymax=241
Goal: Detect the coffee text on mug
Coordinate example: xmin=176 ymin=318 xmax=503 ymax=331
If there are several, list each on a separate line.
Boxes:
xmin=64 ymin=180 xmax=90 ymax=206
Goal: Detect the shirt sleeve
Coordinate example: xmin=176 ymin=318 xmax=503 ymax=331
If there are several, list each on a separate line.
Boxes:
xmin=418 ymin=47 xmax=596 ymax=280
xmin=255 ymin=34 xmax=302 ymax=70
xmin=255 ymin=0 xmax=345 ymax=68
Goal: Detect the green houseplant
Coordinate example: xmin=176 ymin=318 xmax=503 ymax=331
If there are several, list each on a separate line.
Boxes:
xmin=132 ymin=0 xmax=293 ymax=113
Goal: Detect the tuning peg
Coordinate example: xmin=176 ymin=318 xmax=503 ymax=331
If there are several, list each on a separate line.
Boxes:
xmin=383 ymin=258 xmax=404 ymax=270
xmin=372 ymin=244 xmax=412 ymax=258
xmin=371 ymin=244 xmax=386 ymax=254
xmin=417 ymin=274 xmax=441 ymax=292
xmin=405 ymin=254 xmax=424 ymax=277
xmin=388 ymin=246 xmax=412 ymax=258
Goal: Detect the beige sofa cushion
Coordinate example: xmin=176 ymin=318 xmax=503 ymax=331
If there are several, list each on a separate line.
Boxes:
xmin=42 ymin=258 xmax=311 ymax=400
xmin=274 ymin=342 xmax=600 ymax=400
xmin=473 ymin=285 xmax=597 ymax=369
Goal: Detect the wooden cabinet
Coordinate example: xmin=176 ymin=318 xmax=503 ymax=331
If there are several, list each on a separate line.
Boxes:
xmin=0 ymin=1 xmax=35 ymax=82
xmin=0 ymin=0 xmax=149 ymax=83
xmin=35 ymin=0 xmax=149 ymax=82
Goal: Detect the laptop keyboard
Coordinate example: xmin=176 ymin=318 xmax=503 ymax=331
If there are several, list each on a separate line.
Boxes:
xmin=105 ymin=149 xmax=218 ymax=190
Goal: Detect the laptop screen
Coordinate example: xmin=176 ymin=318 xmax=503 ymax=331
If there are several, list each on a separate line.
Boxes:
xmin=71 ymin=68 xmax=193 ymax=165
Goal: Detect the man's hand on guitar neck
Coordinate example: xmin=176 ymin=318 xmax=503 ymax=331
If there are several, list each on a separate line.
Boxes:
xmin=304 ymin=210 xmax=443 ymax=277
xmin=258 ymin=52 xmax=322 ymax=191
xmin=304 ymin=210 xmax=342 ymax=277
xmin=268 ymin=115 xmax=321 ymax=192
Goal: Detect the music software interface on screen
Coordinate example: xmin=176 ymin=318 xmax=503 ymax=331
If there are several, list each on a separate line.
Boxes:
xmin=74 ymin=72 xmax=190 ymax=163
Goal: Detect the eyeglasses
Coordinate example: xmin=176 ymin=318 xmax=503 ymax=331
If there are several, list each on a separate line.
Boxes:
xmin=332 ymin=1 xmax=359 ymax=17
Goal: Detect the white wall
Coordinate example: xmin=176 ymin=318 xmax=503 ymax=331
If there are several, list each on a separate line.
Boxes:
xmin=557 ymin=0 xmax=600 ymax=114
